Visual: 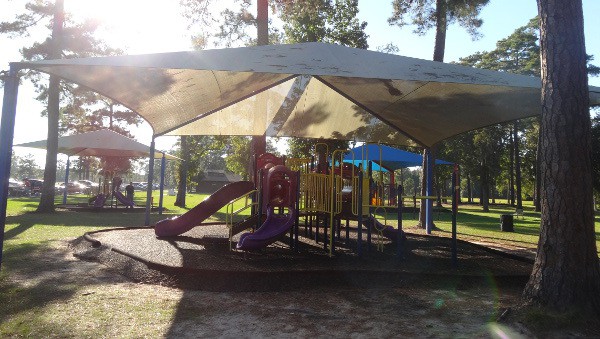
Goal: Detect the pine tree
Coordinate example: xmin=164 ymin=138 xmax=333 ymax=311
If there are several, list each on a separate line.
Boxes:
xmin=522 ymin=0 xmax=600 ymax=315
xmin=1 ymin=0 xmax=121 ymax=211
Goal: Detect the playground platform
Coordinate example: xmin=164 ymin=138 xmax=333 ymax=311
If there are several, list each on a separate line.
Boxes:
xmin=72 ymin=223 xmax=534 ymax=292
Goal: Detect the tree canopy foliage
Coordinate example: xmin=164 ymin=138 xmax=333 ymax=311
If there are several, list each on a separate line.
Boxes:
xmin=1 ymin=0 xmax=135 ymax=211
xmin=388 ymin=0 xmax=490 ymax=39
xmin=276 ymin=0 xmax=368 ymax=48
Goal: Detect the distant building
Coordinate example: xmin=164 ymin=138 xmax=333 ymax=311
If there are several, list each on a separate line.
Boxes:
xmin=196 ymin=170 xmax=242 ymax=194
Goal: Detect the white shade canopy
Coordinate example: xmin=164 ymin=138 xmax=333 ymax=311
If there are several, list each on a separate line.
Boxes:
xmin=15 ymin=129 xmax=180 ymax=160
xmin=15 ymin=42 xmax=600 ymax=148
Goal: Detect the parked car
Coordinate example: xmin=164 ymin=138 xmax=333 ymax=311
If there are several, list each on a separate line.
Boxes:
xmin=23 ymin=178 xmax=43 ymax=195
xmin=55 ymin=181 xmax=87 ymax=194
xmin=132 ymin=182 xmax=145 ymax=191
xmin=136 ymin=182 xmax=160 ymax=190
xmin=74 ymin=180 xmax=99 ymax=194
xmin=75 ymin=179 xmax=98 ymax=187
xmin=8 ymin=178 xmax=29 ymax=197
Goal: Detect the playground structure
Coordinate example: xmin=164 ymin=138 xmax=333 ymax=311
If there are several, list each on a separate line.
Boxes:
xmin=111 ymin=177 xmax=135 ymax=208
xmin=294 ymin=143 xmax=406 ymax=257
xmin=152 ymin=143 xmax=459 ymax=263
xmin=236 ymin=164 xmax=299 ymax=251
xmin=287 ymin=143 xmax=459 ymax=261
xmin=87 ymin=175 xmax=136 ymax=209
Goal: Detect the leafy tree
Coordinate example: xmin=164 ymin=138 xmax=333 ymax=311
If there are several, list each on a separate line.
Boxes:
xmin=173 ymin=136 xmax=226 ymax=207
xmin=458 ymin=18 xmax=540 ymax=209
xmin=181 ymin=0 xmax=283 ymax=48
xmin=522 ymin=0 xmax=600 ymax=315
xmin=388 ymin=0 xmax=490 ymax=61
xmin=1 ymin=0 xmax=120 ymax=212
xmin=459 ymin=18 xmax=540 ymax=76
xmin=458 ymin=17 xmax=598 ymax=211
xmin=442 ymin=132 xmax=478 ymax=203
xmin=276 ymin=0 xmax=368 ymax=48
xmin=10 ymin=152 xmax=44 ymax=180
xmin=287 ymin=138 xmax=348 ymax=159
xmin=472 ymin=126 xmax=505 ymax=210
xmin=388 ymin=0 xmax=490 ymax=228
xmin=225 ymin=136 xmax=252 ymax=180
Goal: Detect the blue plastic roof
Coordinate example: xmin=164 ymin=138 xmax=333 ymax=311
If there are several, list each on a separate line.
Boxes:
xmin=343 ymin=144 xmax=453 ymax=171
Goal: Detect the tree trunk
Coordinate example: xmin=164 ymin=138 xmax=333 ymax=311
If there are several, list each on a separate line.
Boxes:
xmin=248 ymin=0 xmax=269 ymax=185
xmin=257 ymin=0 xmax=268 ymax=45
xmin=417 ymin=0 xmax=447 ymax=228
xmin=433 ymin=0 xmax=447 ymax=62
xmin=435 ymin=171 xmax=442 ymax=207
xmin=174 ymin=136 xmax=188 ymax=207
xmin=535 ymin=116 xmax=542 ymax=212
xmin=480 ymin=164 xmax=489 ymax=212
xmin=524 ymin=0 xmax=600 ymax=313
xmin=467 ymin=173 xmax=472 ymax=203
xmin=490 ymin=177 xmax=496 ymax=205
xmin=514 ymin=121 xmax=523 ymax=209
xmin=37 ymin=0 xmax=64 ymax=213
xmin=509 ymin=125 xmax=515 ymax=205
xmin=418 ymin=147 xmax=437 ymax=229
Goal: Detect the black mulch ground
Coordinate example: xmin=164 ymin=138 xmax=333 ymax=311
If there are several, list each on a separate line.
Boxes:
xmin=71 ymin=223 xmax=533 ymax=292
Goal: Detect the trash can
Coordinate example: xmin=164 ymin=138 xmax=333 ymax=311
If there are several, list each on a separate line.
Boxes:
xmin=500 ymin=214 xmax=514 ymax=232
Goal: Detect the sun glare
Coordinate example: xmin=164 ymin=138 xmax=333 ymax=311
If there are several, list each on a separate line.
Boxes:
xmin=64 ymin=0 xmax=190 ymax=53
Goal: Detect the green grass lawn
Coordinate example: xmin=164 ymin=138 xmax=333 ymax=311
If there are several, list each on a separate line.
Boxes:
xmin=377 ymin=200 xmax=600 ymax=254
xmin=5 ymin=193 xmax=599 ymax=254
xmin=4 ymin=190 xmax=253 ymax=247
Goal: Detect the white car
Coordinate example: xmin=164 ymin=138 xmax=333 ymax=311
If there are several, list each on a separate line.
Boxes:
xmin=8 ymin=178 xmax=29 ymax=197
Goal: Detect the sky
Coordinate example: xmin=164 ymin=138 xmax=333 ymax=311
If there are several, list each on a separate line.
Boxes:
xmin=1 ymin=0 xmax=599 ymax=166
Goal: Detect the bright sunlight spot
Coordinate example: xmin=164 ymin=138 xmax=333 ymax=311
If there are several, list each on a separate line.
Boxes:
xmin=64 ymin=0 xmax=189 ymax=54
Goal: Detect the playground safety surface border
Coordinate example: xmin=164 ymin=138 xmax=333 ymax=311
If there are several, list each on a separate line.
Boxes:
xmin=72 ymin=224 xmax=534 ymax=292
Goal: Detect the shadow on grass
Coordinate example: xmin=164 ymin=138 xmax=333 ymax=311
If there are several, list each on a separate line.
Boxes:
xmin=0 ymin=243 xmax=105 ymax=336
xmin=4 ymin=210 xmax=169 ymax=233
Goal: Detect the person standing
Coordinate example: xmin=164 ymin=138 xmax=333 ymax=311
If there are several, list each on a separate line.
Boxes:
xmin=125 ymin=182 xmax=134 ymax=208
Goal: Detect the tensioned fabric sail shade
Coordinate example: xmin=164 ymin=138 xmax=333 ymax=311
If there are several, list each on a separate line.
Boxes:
xmin=15 ymin=42 xmax=600 ymax=147
xmin=344 ymin=144 xmax=453 ymax=171
xmin=15 ymin=129 xmax=179 ymax=160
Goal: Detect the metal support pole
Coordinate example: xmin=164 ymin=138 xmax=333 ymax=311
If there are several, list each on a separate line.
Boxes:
xmin=357 ymin=170 xmax=363 ymax=257
xmin=62 ymin=156 xmax=70 ymax=204
xmin=256 ymin=169 xmax=263 ymax=231
xmin=144 ymin=139 xmax=155 ymax=226
xmin=425 ymin=148 xmax=434 ymax=234
xmin=294 ymin=171 xmax=300 ymax=252
xmin=159 ymin=153 xmax=166 ymax=215
xmin=397 ymin=184 xmax=403 ymax=258
xmin=329 ymin=172 xmax=335 ymax=256
xmin=451 ymin=165 xmax=459 ymax=267
xmin=0 ymin=65 xmax=20 ymax=269
xmin=366 ymin=161 xmax=372 ymax=253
